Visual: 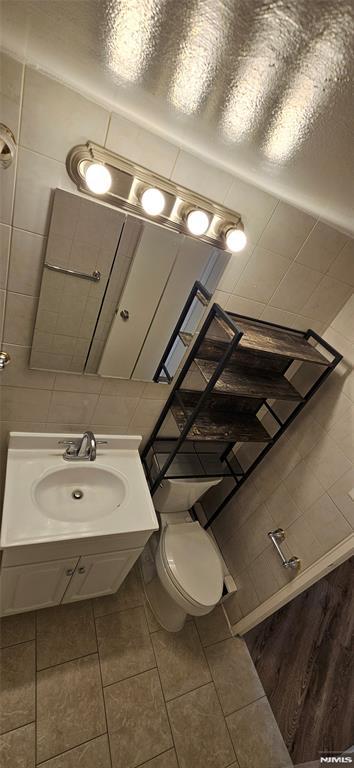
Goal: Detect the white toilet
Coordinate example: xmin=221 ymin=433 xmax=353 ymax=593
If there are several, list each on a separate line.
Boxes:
xmin=145 ymin=476 xmax=224 ymax=632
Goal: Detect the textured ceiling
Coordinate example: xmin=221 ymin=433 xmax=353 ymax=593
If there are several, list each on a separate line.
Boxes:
xmin=1 ymin=0 xmax=354 ymax=233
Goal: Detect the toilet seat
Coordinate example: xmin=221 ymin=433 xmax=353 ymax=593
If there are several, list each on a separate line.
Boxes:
xmin=159 ymin=522 xmax=223 ymax=610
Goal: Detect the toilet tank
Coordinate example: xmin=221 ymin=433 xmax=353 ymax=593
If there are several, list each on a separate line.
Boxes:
xmin=153 ymin=477 xmax=222 ymax=513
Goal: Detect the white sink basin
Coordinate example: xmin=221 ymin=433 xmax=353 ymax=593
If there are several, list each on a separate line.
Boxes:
xmin=1 ymin=433 xmax=158 ymax=547
xmin=33 ymin=465 xmax=127 ymax=523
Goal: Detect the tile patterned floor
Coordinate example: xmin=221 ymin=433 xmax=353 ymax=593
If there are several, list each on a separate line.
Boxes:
xmin=0 ymin=564 xmax=292 ymax=768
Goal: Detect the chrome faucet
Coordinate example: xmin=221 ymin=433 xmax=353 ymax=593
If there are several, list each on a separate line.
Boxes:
xmin=59 ymin=431 xmax=107 ymax=461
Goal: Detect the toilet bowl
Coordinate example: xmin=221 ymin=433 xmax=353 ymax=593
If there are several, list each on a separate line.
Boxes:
xmin=146 ymin=476 xmax=224 ymax=632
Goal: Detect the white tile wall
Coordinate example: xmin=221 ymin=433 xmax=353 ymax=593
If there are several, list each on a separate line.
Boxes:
xmin=0 ymin=52 xmax=23 ymax=140
xmin=0 ymin=224 xmax=11 ymax=289
xmin=8 ymin=229 xmax=46 ymax=296
xmin=20 ymin=68 xmax=109 ymax=162
xmin=269 ymin=262 xmax=323 ymax=314
xmin=13 ymin=148 xmax=75 ymax=235
xmin=233 ymin=246 xmax=290 ymax=303
xmin=170 ymin=151 xmax=234 ymax=203
xmin=258 ymin=202 xmax=316 ymax=259
xmin=328 ymin=238 xmax=354 ymax=285
xmin=0 ymin=52 xmax=23 ymax=227
xmin=225 ymin=294 xmax=265 ymax=318
xmin=301 ymin=275 xmax=352 ymax=325
xmin=295 ymin=221 xmax=349 ymax=273
xmin=106 ymin=114 xmax=179 ymax=178
xmin=0 ymin=55 xmax=353 ymax=605
xmin=3 ymin=292 xmax=38 ymax=345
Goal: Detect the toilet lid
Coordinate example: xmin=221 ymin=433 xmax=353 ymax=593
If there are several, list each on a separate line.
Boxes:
xmin=161 ymin=522 xmax=223 ymax=608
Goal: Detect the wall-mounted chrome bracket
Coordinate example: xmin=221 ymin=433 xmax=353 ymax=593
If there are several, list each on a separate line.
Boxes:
xmin=0 ymin=124 xmax=16 ymax=169
xmin=268 ymin=528 xmax=300 ymax=571
xmin=0 ymin=351 xmax=11 ymax=370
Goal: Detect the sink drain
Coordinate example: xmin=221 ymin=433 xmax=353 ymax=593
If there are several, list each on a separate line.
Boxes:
xmin=72 ymin=489 xmax=84 ymax=500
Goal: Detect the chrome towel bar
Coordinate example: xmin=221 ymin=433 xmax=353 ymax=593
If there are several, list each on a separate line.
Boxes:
xmin=44 ymin=262 xmax=101 ymax=282
xmin=268 ymin=528 xmax=300 ymax=571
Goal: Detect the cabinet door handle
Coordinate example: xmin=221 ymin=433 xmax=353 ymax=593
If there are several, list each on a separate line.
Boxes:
xmin=66 ymin=568 xmax=74 ymax=576
xmin=78 ymin=566 xmax=86 ymax=574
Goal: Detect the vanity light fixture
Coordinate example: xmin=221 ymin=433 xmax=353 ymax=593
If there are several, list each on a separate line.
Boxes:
xmin=225 ymin=224 xmax=247 ymax=252
xmin=140 ymin=187 xmax=166 ymax=216
xmin=185 ymin=209 xmax=210 ymax=236
xmin=83 ymin=162 xmax=112 ymax=194
xmin=67 ymin=142 xmax=246 ymax=253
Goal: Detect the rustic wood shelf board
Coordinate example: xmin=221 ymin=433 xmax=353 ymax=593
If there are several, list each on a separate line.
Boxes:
xmin=205 ymin=315 xmax=330 ymax=366
xmin=194 ymin=358 xmax=304 ymax=401
xmin=171 ymin=391 xmax=272 ymax=442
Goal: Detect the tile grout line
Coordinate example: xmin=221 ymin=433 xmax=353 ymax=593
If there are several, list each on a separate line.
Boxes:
xmin=16 ymin=141 xmax=70 ymax=168
xmin=103 ymin=113 xmax=112 ymax=148
xmin=201 ymin=642 xmax=238 ymax=765
xmin=201 ymin=627 xmax=289 ymax=763
xmin=163 ymin=678 xmax=216 ymax=706
xmin=92 ymin=598 xmax=115 ymax=768
xmin=136 ymin=564 xmax=181 ymax=768
xmin=35 ymin=734 xmax=110 ymax=766
xmin=94 ymin=582 xmax=182 ymax=766
xmin=100 ymin=661 xmax=158 ymax=691
xmin=148 ymin=625 xmax=181 ymax=768
xmin=0 ymin=633 xmax=36 ymax=651
xmin=132 ymin=746 xmax=180 ymax=768
xmin=168 ymin=147 xmax=181 ymax=180
xmin=36 ymin=649 xmax=99 ymax=674
xmin=35 ymin=601 xmax=111 ymax=766
xmin=93 ymin=596 xmax=146 ymax=621
xmin=0 ymin=720 xmax=35 ymax=738
xmin=35 ymin=610 xmax=38 ymax=767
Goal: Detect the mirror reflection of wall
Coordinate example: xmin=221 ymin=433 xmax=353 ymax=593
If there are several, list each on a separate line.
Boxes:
xmin=30 ymin=190 xmax=229 ymax=382
xmin=30 ymin=190 xmax=125 ymax=374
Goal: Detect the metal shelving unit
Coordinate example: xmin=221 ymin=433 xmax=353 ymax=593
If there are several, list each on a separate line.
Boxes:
xmin=142 ymin=304 xmax=342 ymax=529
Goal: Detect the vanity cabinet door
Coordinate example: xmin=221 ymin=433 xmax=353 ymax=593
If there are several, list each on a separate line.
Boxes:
xmin=0 ymin=557 xmax=79 ymax=616
xmin=61 ymin=548 xmax=142 ymax=603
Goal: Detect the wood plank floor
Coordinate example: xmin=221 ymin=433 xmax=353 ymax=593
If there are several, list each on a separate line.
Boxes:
xmin=245 ymin=557 xmax=354 ymax=765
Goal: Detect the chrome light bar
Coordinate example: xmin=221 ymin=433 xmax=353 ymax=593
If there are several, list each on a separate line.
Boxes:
xmin=66 ymin=142 xmax=245 ymax=252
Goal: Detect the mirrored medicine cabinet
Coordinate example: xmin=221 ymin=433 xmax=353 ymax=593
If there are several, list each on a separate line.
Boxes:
xmin=30 ymin=189 xmax=230 ymax=382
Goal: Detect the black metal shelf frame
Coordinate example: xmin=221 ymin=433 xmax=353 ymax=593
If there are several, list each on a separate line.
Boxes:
xmin=204 ymin=327 xmax=342 ymax=529
xmin=147 ymin=439 xmax=244 ymax=481
xmin=153 ymin=280 xmax=211 ymax=383
xmin=142 ymin=307 xmax=343 ymax=530
xmin=143 ymin=303 xmax=244 ymax=494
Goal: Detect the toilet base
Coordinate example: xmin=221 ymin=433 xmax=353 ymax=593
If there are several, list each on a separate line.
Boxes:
xmin=145 ymin=574 xmax=187 ymax=633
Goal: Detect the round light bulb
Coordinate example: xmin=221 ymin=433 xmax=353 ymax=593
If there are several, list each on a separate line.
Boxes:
xmin=141 ymin=187 xmax=165 ymax=216
xmin=225 ymin=227 xmax=247 ymax=252
xmin=85 ymin=163 xmax=112 ymax=194
xmin=186 ymin=209 xmax=210 ymax=236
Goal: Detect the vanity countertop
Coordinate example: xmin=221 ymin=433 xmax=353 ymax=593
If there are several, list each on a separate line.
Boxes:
xmin=1 ymin=432 xmax=158 ymax=548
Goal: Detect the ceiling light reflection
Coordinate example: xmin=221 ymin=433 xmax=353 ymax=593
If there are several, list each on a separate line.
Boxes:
xmin=264 ymin=7 xmax=353 ymax=163
xmin=169 ymin=0 xmax=226 ymax=114
xmin=105 ymin=0 xmax=165 ymax=82
xmin=221 ymin=5 xmax=299 ymax=143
